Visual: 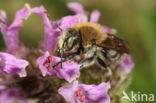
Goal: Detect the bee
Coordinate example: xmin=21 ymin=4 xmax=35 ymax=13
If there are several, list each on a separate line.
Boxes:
xmin=54 ymin=22 xmax=129 ymax=81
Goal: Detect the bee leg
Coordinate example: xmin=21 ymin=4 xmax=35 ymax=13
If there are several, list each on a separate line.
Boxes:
xmin=96 ymin=57 xmax=112 ymax=82
xmin=79 ymin=57 xmax=95 ymax=69
xmin=52 ymin=53 xmax=77 ymax=68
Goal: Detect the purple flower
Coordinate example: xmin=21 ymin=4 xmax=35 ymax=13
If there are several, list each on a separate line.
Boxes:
xmin=119 ymin=54 xmax=134 ymax=74
xmin=0 ymin=88 xmax=29 ymax=103
xmin=103 ymin=26 xmax=110 ymax=34
xmin=0 ymin=52 xmax=29 ymax=77
xmin=31 ymin=6 xmax=59 ymax=53
xmin=58 ymin=81 xmax=110 ymax=103
xmin=0 ymin=4 xmax=31 ymax=52
xmin=90 ymin=10 xmax=101 ymax=23
xmin=103 ymin=26 xmax=117 ymax=34
xmin=67 ymin=2 xmax=86 ymax=14
xmin=37 ymin=51 xmax=80 ymax=83
xmin=67 ymin=2 xmax=101 ymax=23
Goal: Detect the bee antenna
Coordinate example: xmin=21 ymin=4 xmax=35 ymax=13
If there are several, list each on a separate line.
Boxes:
xmin=56 ymin=23 xmax=63 ymax=32
xmin=60 ymin=48 xmax=63 ymax=68
xmin=60 ymin=43 xmax=65 ymax=68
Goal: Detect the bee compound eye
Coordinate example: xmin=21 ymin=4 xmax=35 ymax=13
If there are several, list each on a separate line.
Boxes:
xmin=67 ymin=37 xmax=74 ymax=49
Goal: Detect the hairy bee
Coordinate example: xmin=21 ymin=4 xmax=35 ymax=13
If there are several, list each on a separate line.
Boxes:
xmin=54 ymin=22 xmax=129 ymax=81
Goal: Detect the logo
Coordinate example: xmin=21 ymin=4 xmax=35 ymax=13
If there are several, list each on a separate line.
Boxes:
xmin=122 ymin=91 xmax=155 ymax=102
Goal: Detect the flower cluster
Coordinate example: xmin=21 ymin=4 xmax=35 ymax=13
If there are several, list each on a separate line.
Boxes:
xmin=0 ymin=2 xmax=134 ymax=103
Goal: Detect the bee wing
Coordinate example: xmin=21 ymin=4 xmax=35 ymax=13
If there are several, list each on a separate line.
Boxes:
xmin=97 ymin=34 xmax=130 ymax=54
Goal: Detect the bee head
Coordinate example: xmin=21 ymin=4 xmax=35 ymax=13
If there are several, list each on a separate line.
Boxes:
xmin=58 ymin=28 xmax=80 ymax=56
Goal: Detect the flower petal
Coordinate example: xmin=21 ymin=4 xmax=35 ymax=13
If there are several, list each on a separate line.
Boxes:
xmin=31 ymin=6 xmax=51 ymax=30
xmin=67 ymin=2 xmax=85 ymax=14
xmin=90 ymin=10 xmax=101 ymax=23
xmin=59 ymin=14 xmax=87 ymax=30
xmin=0 ymin=10 xmax=8 ymax=34
xmin=0 ymin=88 xmax=29 ymax=103
xmin=58 ymin=81 xmax=79 ymax=103
xmin=8 ymin=4 xmax=31 ymax=29
xmin=0 ymin=4 xmax=31 ymax=52
xmin=80 ymin=83 xmax=110 ymax=103
xmin=59 ymin=81 xmax=110 ymax=103
xmin=49 ymin=61 xmax=80 ymax=83
xmin=103 ymin=26 xmax=110 ymax=34
xmin=37 ymin=51 xmax=51 ymax=76
xmin=31 ymin=6 xmax=60 ymax=52
xmin=103 ymin=26 xmax=117 ymax=34
xmin=0 ymin=52 xmax=28 ymax=77
xmin=119 ymin=54 xmax=134 ymax=74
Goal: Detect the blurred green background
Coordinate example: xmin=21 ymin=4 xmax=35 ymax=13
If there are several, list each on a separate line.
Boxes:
xmin=0 ymin=0 xmax=156 ymax=101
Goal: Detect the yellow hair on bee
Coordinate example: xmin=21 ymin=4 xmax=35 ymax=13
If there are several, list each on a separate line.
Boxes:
xmin=70 ymin=22 xmax=108 ymax=43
